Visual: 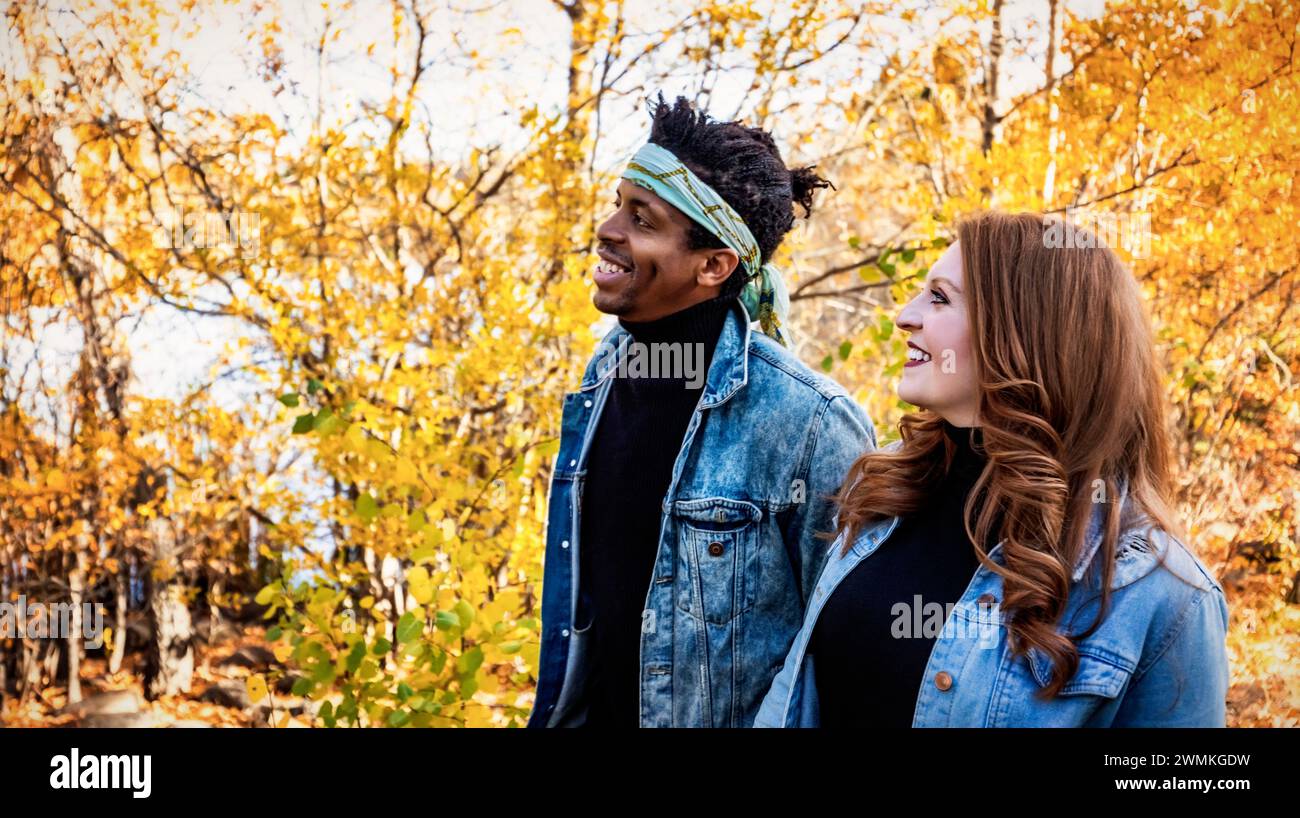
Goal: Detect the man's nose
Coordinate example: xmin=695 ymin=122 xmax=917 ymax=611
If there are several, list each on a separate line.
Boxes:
xmin=596 ymin=213 xmax=625 ymax=245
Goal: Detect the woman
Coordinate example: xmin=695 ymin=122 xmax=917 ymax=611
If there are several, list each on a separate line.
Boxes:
xmin=754 ymin=211 xmax=1230 ymax=727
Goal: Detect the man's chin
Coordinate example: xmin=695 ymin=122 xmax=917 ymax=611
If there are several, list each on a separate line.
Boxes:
xmin=592 ymin=288 xmax=634 ymax=316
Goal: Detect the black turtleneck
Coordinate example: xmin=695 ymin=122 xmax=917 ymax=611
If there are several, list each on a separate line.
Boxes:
xmin=575 ymin=294 xmax=733 ymax=728
xmin=810 ymin=420 xmax=997 ymax=728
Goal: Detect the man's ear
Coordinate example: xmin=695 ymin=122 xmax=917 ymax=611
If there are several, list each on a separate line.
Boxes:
xmin=696 ymin=248 xmax=741 ymax=289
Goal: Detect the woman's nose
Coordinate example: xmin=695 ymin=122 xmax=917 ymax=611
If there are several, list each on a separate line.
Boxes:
xmin=896 ymin=296 xmax=923 ymax=332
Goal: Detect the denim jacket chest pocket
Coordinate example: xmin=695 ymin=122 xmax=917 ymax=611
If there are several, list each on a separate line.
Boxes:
xmin=670 ymin=497 xmax=763 ymax=625
xmin=988 ymin=642 xmax=1137 ymax=726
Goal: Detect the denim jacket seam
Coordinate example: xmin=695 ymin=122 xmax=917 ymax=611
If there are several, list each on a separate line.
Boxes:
xmin=1129 ymin=583 xmax=1207 ymax=685
xmin=795 ymin=396 xmax=834 ymax=484
xmin=748 ymin=342 xmax=849 ymax=402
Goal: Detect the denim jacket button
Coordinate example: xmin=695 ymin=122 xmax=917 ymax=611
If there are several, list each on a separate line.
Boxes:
xmin=561 ymin=540 xmax=570 ymax=549
xmin=584 ymin=400 xmax=592 ymax=408
xmin=707 ymin=541 xmax=725 ymax=557
xmin=561 ymin=629 xmax=570 ymax=637
xmin=934 ymin=671 xmax=953 ymax=691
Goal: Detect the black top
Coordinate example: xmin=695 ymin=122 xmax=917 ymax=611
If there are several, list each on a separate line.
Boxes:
xmin=809 ymin=420 xmax=997 ymax=727
xmin=575 ymin=295 xmax=732 ymax=727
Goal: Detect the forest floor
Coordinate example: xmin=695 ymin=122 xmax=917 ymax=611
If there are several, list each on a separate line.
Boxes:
xmin=2 ymin=587 xmax=1297 ymax=727
xmin=1 ymin=622 xmax=314 ymax=728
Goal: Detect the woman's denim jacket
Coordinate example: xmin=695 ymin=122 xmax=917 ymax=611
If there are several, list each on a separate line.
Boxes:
xmin=754 ymin=446 xmax=1231 ymax=728
xmin=528 ymin=300 xmax=876 ymax=727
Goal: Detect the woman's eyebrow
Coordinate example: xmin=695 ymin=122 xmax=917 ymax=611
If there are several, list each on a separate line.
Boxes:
xmin=931 ymin=276 xmax=962 ymax=294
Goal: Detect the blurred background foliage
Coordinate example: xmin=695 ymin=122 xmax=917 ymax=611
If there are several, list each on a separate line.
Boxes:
xmin=1 ymin=0 xmax=1296 ymax=726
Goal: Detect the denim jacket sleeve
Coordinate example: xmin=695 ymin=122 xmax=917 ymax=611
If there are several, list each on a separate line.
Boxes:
xmin=778 ymin=394 xmax=875 ymax=611
xmin=753 ymin=622 xmax=806 ymax=727
xmin=1110 ymin=584 xmax=1231 ymax=727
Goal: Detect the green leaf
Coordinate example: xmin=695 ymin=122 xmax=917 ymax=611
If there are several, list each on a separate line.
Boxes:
xmin=435 ymin=611 xmax=460 ymax=631
xmin=292 ymin=413 xmax=316 ymax=434
xmin=346 ymin=642 xmax=366 ymax=673
xmin=315 ymin=409 xmax=340 ymax=434
xmin=255 ymin=583 xmax=277 ymax=605
xmin=820 ymin=355 xmax=833 ymax=372
xmin=459 ymin=676 xmax=479 ymax=700
xmin=453 ymin=599 xmax=475 ymax=629
xmin=397 ymin=682 xmax=414 ymax=702
xmin=387 ymin=708 xmax=410 ymax=727
xmin=291 ymin=676 xmax=312 ymax=696
xmin=838 ymin=341 xmax=852 ymax=361
xmin=457 ymin=646 xmax=484 ymax=675
xmin=355 ymin=493 xmax=379 ymax=523
xmin=901 ymin=248 xmax=917 ymax=263
xmin=875 ymin=316 xmax=895 ymax=343
xmin=407 ymin=509 xmax=426 ymax=533
xmin=277 ymin=393 xmax=300 ymax=407
xmin=266 ymin=625 xmax=282 ymax=641
xmin=371 ymin=638 xmax=391 ymax=655
xmin=847 ymin=235 xmax=860 ymax=249
xmin=932 ymin=236 xmax=948 ymax=249
xmin=396 ymin=612 xmax=423 ymax=644
xmin=307 ymin=378 xmax=323 ymax=395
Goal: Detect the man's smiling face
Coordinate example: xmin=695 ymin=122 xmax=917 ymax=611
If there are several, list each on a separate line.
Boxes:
xmin=592 ymin=179 xmax=739 ymax=322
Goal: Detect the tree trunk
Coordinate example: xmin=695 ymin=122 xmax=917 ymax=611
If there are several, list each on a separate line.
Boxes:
xmin=66 ymin=546 xmax=89 ymax=704
xmin=109 ymin=568 xmax=128 ymax=674
xmin=143 ymin=518 xmax=193 ymax=700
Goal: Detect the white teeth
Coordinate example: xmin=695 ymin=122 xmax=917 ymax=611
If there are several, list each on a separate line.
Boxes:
xmin=907 ymin=347 xmax=932 ymax=362
xmin=597 ymin=259 xmax=630 ymax=275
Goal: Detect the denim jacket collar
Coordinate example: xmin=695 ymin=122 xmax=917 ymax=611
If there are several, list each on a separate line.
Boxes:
xmin=578 ymin=298 xmax=752 ymax=407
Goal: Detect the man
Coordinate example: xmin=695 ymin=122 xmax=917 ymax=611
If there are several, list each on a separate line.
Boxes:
xmin=528 ymin=95 xmax=876 ymax=728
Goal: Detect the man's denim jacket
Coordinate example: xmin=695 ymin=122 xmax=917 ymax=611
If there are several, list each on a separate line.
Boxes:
xmin=755 ymin=447 xmax=1232 ymax=728
xmin=528 ymin=300 xmax=876 ymax=727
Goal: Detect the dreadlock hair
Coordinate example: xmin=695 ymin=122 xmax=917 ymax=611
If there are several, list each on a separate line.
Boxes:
xmin=646 ymin=93 xmax=832 ymax=299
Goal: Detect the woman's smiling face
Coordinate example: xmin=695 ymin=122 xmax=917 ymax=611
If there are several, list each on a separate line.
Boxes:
xmin=896 ymin=242 xmax=980 ymax=427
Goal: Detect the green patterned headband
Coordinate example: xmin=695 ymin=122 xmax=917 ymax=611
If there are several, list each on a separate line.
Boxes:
xmin=622 ymin=142 xmax=790 ymax=346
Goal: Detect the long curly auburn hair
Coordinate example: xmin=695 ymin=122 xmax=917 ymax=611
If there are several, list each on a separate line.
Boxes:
xmin=833 ymin=211 xmax=1184 ymax=699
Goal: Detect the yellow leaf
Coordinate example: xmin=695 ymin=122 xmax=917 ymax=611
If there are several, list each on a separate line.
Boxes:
xmin=246 ymin=674 xmax=268 ymax=704
xmin=45 ymin=469 xmax=68 ymax=491
xmin=406 ymin=566 xmax=429 ymax=587
xmin=410 ymin=582 xmax=433 ymax=605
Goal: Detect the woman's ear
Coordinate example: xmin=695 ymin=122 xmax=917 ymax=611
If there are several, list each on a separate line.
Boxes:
xmin=696 ymin=248 xmax=740 ymax=289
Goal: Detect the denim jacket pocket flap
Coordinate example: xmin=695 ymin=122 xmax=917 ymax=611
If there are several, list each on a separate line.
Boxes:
xmin=671 ymin=498 xmax=761 ymax=625
xmin=1028 ymin=646 xmax=1135 ymax=698
xmin=670 ymin=496 xmax=762 ymax=530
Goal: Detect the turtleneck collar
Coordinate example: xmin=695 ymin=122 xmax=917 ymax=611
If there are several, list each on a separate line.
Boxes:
xmin=941 ymin=420 xmax=986 ymax=482
xmin=618 ymin=294 xmax=734 ymax=346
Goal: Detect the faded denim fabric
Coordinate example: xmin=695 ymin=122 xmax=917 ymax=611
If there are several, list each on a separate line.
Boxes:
xmin=754 ymin=456 xmax=1231 ymax=728
xmin=528 ymin=300 xmax=876 ymax=727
